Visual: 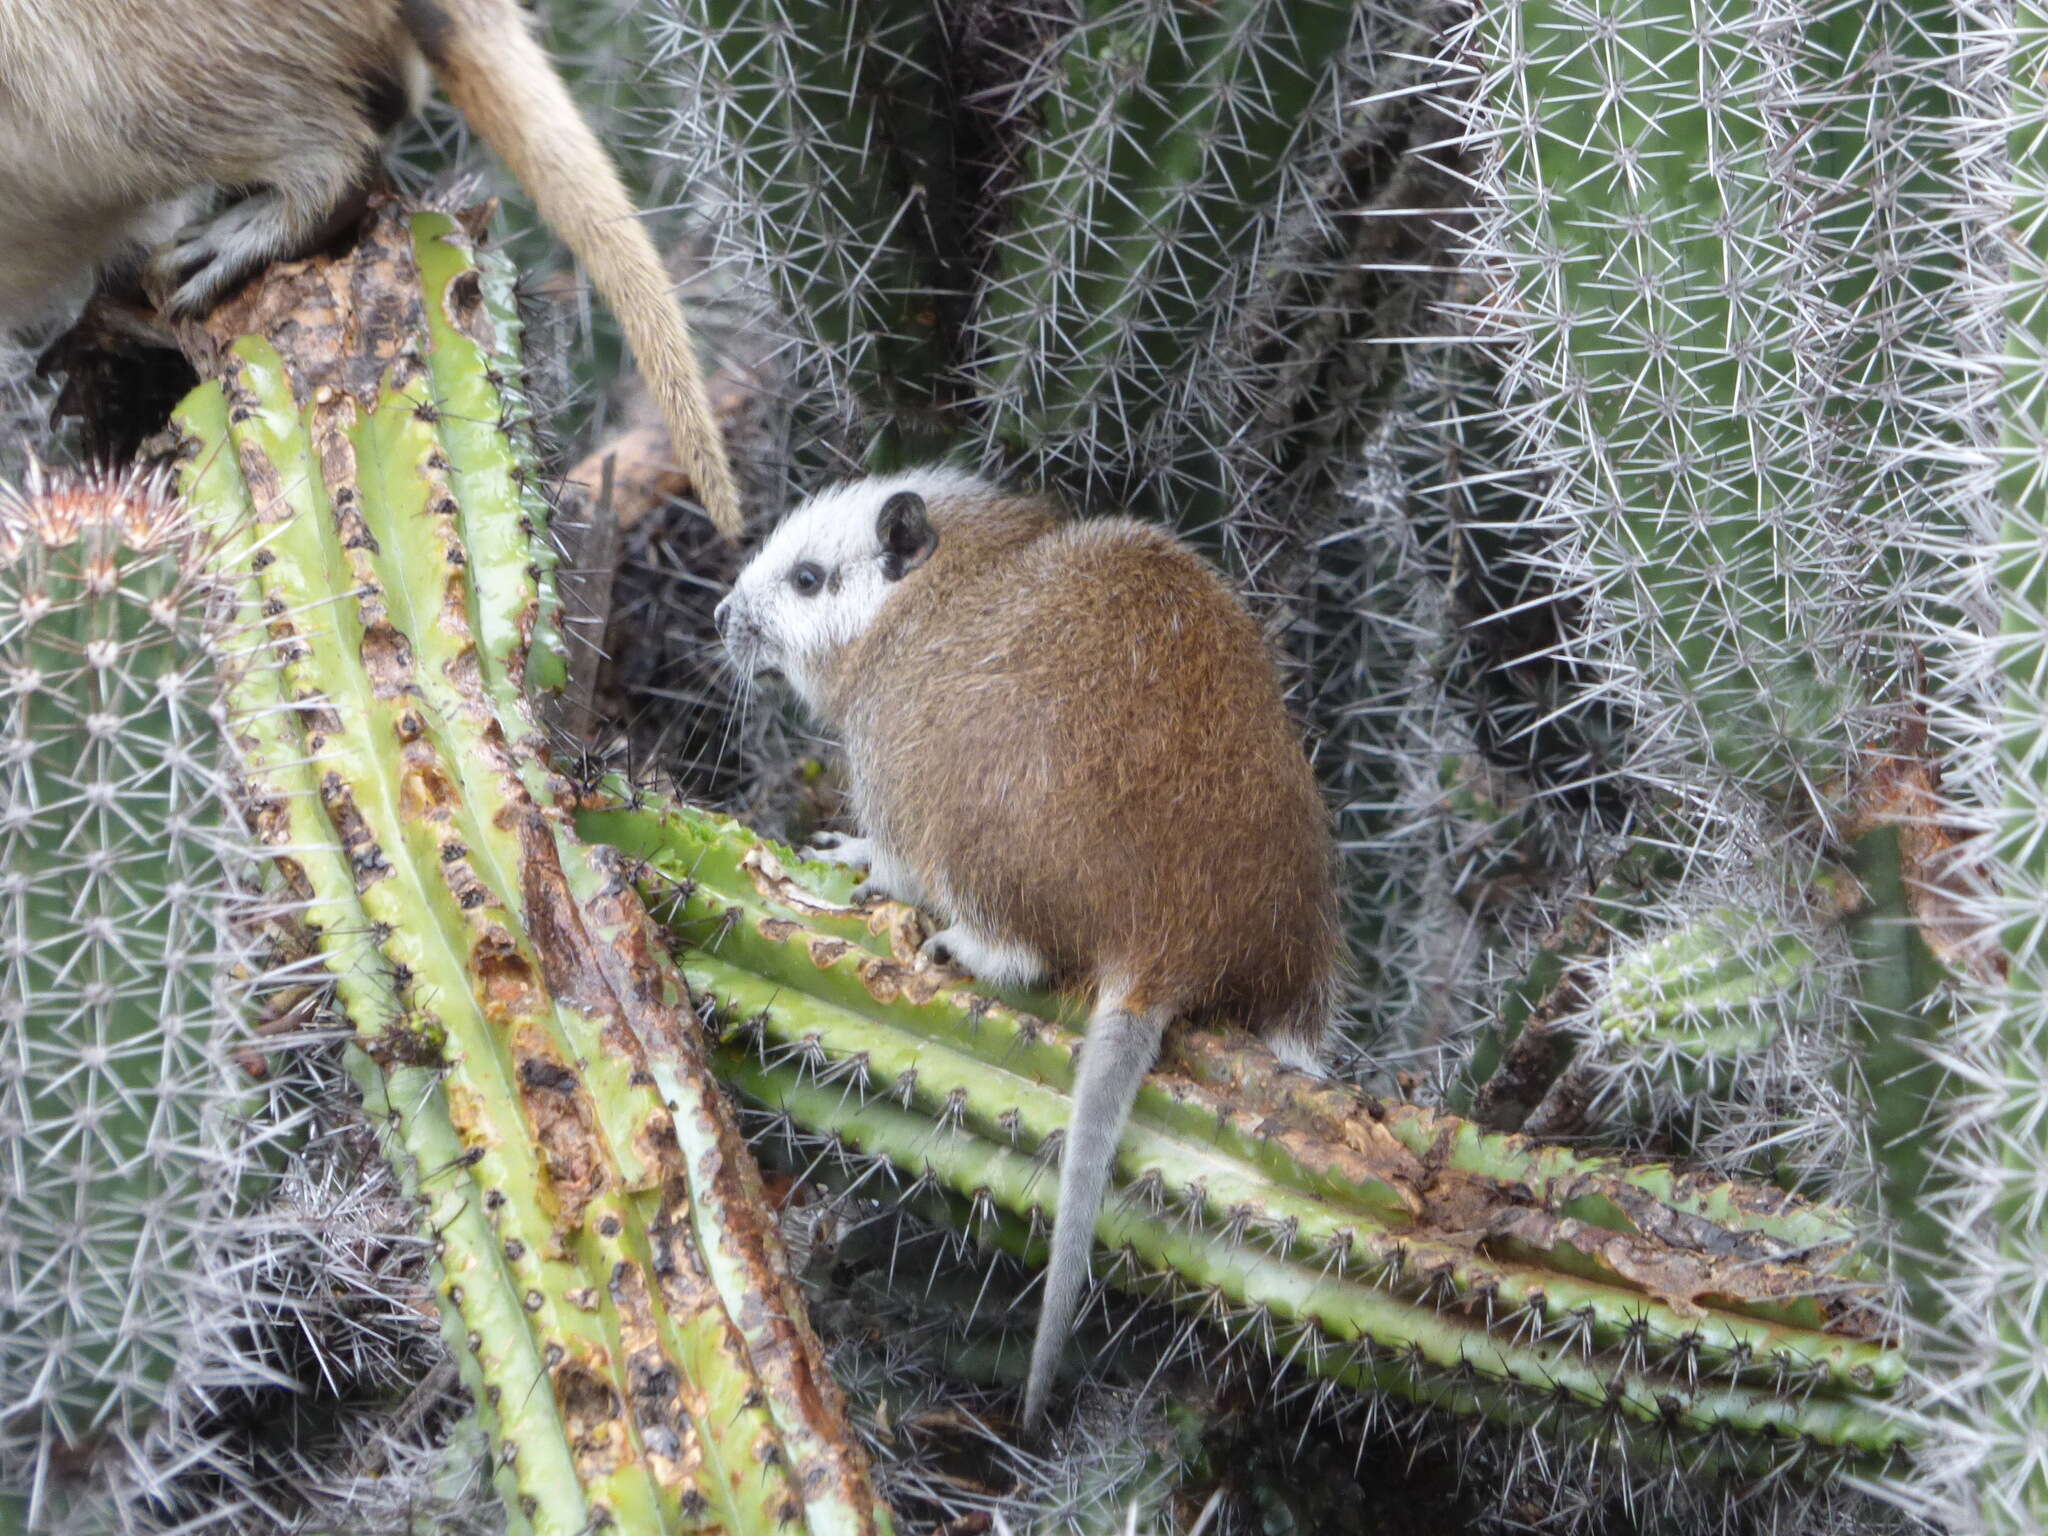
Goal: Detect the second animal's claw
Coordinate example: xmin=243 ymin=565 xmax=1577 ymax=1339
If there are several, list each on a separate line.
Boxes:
xmin=919 ymin=932 xmax=955 ymax=968
xmin=148 ymin=192 xmax=294 ymax=317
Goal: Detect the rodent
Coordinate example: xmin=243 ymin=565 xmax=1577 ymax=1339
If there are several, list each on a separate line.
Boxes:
xmin=0 ymin=0 xmax=739 ymax=537
xmin=715 ymin=467 xmax=1345 ymax=1428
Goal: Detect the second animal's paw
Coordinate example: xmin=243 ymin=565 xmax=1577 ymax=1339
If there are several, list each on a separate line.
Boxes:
xmin=148 ymin=192 xmax=300 ymax=316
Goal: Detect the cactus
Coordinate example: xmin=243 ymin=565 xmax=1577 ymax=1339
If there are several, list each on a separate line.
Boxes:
xmin=0 ymin=463 xmax=317 ymax=1527
xmin=4 ymin=0 xmax=2023 ymax=1520
xmin=168 ymin=203 xmax=892 ymax=1536
xmin=639 ymin=0 xmax=1524 ymax=1104
xmin=573 ymin=795 xmax=1912 ymax=1474
xmin=1449 ymin=0 xmax=1981 ymax=807
xmin=1447 ymin=0 xmax=2007 ymax=1521
xmin=647 ymin=0 xmax=1460 ymax=521
xmin=1944 ymin=1 xmax=2048 ymax=1524
xmin=144 ymin=196 xmax=1933 ymax=1521
xmin=646 ymin=12 xmax=1997 ymax=1526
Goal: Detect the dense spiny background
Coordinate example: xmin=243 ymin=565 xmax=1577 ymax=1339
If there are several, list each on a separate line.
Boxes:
xmin=0 ymin=0 xmax=1998 ymax=1529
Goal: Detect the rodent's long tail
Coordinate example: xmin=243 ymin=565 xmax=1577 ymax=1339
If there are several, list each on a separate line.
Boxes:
xmin=1023 ymin=998 xmax=1171 ymax=1431
xmin=399 ymin=0 xmax=741 ymax=538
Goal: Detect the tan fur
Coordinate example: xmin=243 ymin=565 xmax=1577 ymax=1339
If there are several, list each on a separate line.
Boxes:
xmin=410 ymin=0 xmax=739 ymax=536
xmin=724 ymin=472 xmax=1346 ymax=1425
xmin=0 ymin=0 xmax=404 ymax=326
xmin=0 ymin=0 xmax=740 ymax=537
xmin=817 ymin=495 xmax=1344 ymax=1052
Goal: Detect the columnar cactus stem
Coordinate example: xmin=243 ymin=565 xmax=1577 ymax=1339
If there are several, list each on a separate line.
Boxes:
xmin=648 ymin=0 xmax=1438 ymax=526
xmin=172 ymin=204 xmax=892 ymax=1536
xmin=579 ymin=797 xmax=1912 ymax=1466
xmin=651 ymin=0 xmax=958 ymax=448
xmin=1455 ymin=0 xmax=1962 ymax=802
xmin=1967 ymin=0 xmax=2048 ymax=1517
xmin=972 ymin=0 xmax=1353 ymax=447
xmin=0 ymin=468 xmax=297 ymax=1524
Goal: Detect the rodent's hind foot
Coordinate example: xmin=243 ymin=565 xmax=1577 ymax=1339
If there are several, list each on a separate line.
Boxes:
xmin=1267 ymin=1024 xmax=1332 ymax=1076
xmin=919 ymin=925 xmax=1047 ymax=989
xmin=798 ymin=833 xmax=905 ymax=905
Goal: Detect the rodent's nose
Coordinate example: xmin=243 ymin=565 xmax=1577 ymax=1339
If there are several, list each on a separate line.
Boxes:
xmin=713 ymin=595 xmax=734 ymax=640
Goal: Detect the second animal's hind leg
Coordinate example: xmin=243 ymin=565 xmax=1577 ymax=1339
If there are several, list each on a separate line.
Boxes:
xmin=920 ymin=924 xmax=1046 ymax=989
xmin=148 ymin=148 xmax=378 ymax=316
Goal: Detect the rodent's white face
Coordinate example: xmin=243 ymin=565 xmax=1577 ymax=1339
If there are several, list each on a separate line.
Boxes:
xmin=716 ymin=468 xmax=980 ymax=710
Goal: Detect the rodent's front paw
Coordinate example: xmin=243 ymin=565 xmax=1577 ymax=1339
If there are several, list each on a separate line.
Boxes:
xmin=801 ymin=832 xmax=906 ymax=904
xmin=799 ymin=830 xmax=875 ymax=868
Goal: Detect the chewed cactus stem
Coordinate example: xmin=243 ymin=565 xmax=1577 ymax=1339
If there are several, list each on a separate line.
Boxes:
xmin=170 ymin=204 xmax=894 ymax=1536
xmin=579 ymin=794 xmax=1915 ymax=1470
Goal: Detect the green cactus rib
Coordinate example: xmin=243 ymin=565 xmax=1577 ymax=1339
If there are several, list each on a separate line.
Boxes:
xmin=577 ymin=800 xmax=1906 ymax=1453
xmin=407 ymin=222 xmax=567 ymax=701
xmin=171 ymin=206 xmax=891 ymax=1536
xmin=973 ymin=0 xmax=1354 ymax=452
xmin=651 ymin=0 xmax=955 ymax=442
xmin=1457 ymin=846 xmax=1775 ymax=1126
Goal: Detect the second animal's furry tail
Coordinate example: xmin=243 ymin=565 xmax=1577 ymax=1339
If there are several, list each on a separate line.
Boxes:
xmin=400 ymin=0 xmax=742 ymax=538
xmin=1023 ymin=999 xmax=1171 ymax=1430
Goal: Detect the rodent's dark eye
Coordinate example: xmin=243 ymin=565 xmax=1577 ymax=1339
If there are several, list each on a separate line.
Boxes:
xmin=788 ymin=561 xmax=825 ymax=596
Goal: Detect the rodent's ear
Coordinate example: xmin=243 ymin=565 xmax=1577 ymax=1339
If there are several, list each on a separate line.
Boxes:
xmin=877 ymin=491 xmax=938 ymax=580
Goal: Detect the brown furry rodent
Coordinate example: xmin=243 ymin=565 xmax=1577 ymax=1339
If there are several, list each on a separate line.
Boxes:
xmin=0 ymin=0 xmax=738 ymax=536
xmin=716 ymin=467 xmax=1345 ymax=1427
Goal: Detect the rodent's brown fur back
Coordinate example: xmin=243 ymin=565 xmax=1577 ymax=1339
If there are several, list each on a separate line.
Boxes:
xmin=821 ymin=505 xmax=1342 ymax=1048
